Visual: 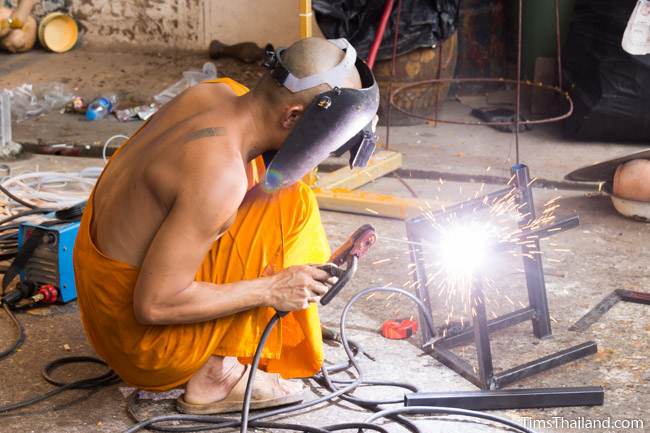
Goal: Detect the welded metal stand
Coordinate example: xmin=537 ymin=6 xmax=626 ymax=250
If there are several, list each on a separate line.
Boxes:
xmin=406 ymin=164 xmax=598 ymax=392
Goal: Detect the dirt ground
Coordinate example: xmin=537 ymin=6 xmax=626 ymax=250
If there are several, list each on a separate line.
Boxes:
xmin=0 ymin=46 xmax=649 ymax=433
xmin=0 ymin=45 xmax=263 ymax=105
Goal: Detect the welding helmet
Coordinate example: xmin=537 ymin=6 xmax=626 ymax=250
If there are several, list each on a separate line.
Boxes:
xmin=262 ymin=38 xmax=380 ymax=191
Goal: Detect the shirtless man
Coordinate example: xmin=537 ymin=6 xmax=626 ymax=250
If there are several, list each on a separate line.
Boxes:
xmin=73 ymin=37 xmax=378 ymax=414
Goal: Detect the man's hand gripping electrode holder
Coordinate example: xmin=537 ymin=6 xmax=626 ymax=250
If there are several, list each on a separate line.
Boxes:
xmin=277 ymin=224 xmax=376 ymax=317
xmin=320 ymin=224 xmax=376 ymax=305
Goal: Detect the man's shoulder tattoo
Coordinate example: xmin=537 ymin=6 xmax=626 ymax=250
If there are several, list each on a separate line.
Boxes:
xmin=184 ymin=127 xmax=226 ymax=143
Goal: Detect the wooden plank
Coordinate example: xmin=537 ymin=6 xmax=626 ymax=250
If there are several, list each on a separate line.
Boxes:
xmin=314 ymin=188 xmax=444 ymax=220
xmin=317 ymin=150 xmax=403 ymax=191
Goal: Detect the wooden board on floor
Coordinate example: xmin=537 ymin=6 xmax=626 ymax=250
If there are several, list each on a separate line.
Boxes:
xmin=317 ymin=150 xmax=403 ymax=191
xmin=315 ymin=188 xmax=443 ymax=220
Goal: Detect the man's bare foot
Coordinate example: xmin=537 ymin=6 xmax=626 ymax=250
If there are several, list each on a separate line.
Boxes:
xmin=183 ymin=356 xmax=304 ymax=406
xmin=184 ymin=356 xmax=245 ymax=405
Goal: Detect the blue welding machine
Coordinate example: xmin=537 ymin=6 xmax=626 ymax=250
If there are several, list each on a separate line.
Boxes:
xmin=17 ymin=220 xmax=80 ymax=303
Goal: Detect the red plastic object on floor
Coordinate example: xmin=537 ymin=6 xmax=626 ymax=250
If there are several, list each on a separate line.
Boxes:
xmin=35 ymin=284 xmax=58 ymax=304
xmin=380 ymin=319 xmax=418 ymax=339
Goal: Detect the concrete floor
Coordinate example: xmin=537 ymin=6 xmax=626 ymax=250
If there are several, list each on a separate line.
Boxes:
xmin=0 ymin=47 xmax=649 ymax=433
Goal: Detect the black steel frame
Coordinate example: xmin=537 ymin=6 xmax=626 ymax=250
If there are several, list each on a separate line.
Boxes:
xmin=405 ymin=163 xmax=597 ymax=390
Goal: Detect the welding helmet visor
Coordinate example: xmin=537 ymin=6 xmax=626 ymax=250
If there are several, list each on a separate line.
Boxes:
xmin=262 ymin=38 xmax=380 ymax=191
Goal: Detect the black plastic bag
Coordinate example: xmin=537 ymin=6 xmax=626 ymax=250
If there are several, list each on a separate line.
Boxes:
xmin=313 ymin=0 xmax=459 ymax=62
xmin=563 ymin=0 xmax=650 ymax=142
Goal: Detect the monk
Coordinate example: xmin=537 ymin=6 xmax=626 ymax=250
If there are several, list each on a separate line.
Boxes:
xmin=73 ymin=37 xmax=363 ymax=414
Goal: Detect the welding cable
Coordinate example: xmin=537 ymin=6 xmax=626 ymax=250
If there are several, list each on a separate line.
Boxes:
xmin=0 ymin=303 xmax=25 ymax=360
xmin=0 ymin=182 xmax=43 ymax=210
xmin=364 ymin=407 xmax=537 ymax=433
xmin=0 ymin=171 xmax=98 ymax=210
xmin=123 ymin=286 xmax=540 ymax=433
xmin=102 ymin=134 xmax=129 ymax=162
xmin=0 ymin=208 xmax=55 ymax=225
xmin=0 ymin=356 xmax=120 ymax=413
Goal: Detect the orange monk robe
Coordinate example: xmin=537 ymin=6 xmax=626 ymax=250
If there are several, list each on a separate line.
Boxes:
xmin=73 ymin=78 xmax=330 ymax=392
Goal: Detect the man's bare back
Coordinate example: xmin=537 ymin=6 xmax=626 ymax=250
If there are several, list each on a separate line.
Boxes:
xmin=92 ymin=82 xmax=247 ymax=268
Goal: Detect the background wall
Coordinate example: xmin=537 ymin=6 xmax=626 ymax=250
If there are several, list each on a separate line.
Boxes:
xmin=70 ymin=0 xmax=322 ymax=50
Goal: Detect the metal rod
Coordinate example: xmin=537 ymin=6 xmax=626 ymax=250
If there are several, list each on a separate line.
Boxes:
xmin=435 ymin=307 xmax=536 ymax=349
xmin=406 ymin=223 xmax=436 ymax=344
xmin=472 ymin=278 xmax=494 ymax=389
xmin=513 ymin=164 xmax=552 ymax=338
xmin=406 ymin=186 xmax=514 ymax=233
xmin=555 ymin=0 xmax=563 ymax=89
xmin=498 ymin=214 xmax=580 ymax=249
xmin=433 ymin=43 xmax=443 ymax=128
xmin=431 ymin=346 xmax=484 ymax=389
xmin=515 ymin=0 xmax=523 ymax=164
xmin=384 ymin=0 xmax=402 ymax=150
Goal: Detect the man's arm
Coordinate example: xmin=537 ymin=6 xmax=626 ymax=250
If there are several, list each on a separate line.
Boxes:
xmin=132 ymin=163 xmax=331 ymax=325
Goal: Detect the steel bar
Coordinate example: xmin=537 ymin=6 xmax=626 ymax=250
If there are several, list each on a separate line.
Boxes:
xmin=430 ymin=346 xmax=483 ymax=389
xmin=511 ymin=214 xmax=579 ymax=242
xmin=472 ymin=279 xmax=494 ymax=388
xmin=405 ymin=386 xmax=604 ymax=410
xmin=406 ymin=223 xmax=436 ymax=343
xmin=407 ymin=211 xmax=579 ymax=257
xmin=513 ymin=164 xmax=552 ymax=338
xmin=493 ymin=341 xmax=598 ymax=388
xmin=555 ymin=0 xmax=563 ymax=89
xmin=384 ymin=0 xmax=401 ymax=149
xmin=569 ymin=291 xmax=622 ymax=332
xmin=515 ymin=0 xmax=523 ymax=163
xmin=405 ymin=186 xmax=513 ymax=236
xmin=570 ymin=289 xmax=650 ymax=332
xmin=435 ymin=307 xmax=536 ymax=349
xmin=617 ymin=289 xmax=650 ymax=304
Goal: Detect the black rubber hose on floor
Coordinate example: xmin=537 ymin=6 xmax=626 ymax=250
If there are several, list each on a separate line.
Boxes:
xmin=0 ymin=303 xmax=25 ymax=360
xmin=0 ymin=356 xmax=120 ymax=413
xmin=123 ymin=287 xmax=540 ymax=433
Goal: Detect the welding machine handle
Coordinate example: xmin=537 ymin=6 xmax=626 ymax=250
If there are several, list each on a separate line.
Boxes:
xmin=274 ymin=258 xmax=357 ymax=317
xmin=320 ymin=255 xmax=358 ymax=306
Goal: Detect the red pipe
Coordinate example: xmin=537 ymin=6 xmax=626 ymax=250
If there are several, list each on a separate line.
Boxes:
xmin=367 ymin=0 xmax=395 ymax=69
